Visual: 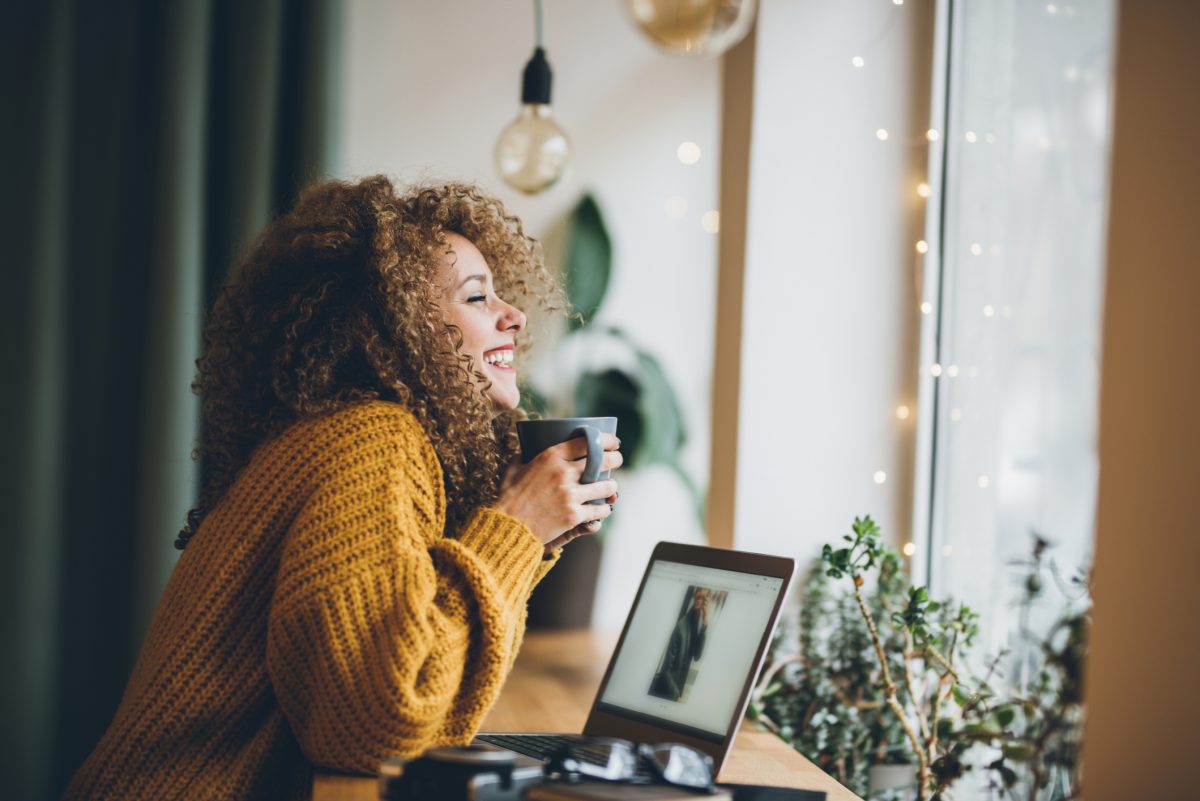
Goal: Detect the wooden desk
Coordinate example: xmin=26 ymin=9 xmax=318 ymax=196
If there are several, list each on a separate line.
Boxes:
xmin=313 ymin=631 xmax=860 ymax=801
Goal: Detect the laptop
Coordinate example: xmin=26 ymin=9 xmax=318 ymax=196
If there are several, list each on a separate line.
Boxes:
xmin=476 ymin=541 xmax=796 ymax=776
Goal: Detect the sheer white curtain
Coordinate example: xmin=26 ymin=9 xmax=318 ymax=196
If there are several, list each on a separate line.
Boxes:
xmin=919 ymin=0 xmax=1115 ymax=655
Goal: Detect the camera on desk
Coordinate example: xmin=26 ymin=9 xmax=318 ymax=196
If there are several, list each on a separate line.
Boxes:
xmin=379 ymin=744 xmax=544 ymax=801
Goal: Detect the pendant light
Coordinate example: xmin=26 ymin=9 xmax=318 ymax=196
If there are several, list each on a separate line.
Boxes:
xmin=495 ymin=0 xmax=571 ymax=195
xmin=626 ymin=0 xmax=758 ymax=58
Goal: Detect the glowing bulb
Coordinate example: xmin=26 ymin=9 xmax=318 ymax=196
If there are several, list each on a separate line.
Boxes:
xmin=852 ymin=56 xmax=865 ymax=68
xmin=970 ymin=242 xmax=983 ymax=256
xmin=920 ymin=301 xmax=933 ymax=315
xmin=949 ymin=408 xmax=962 ymax=422
xmin=983 ymin=304 xmax=995 ymax=317
xmin=896 ymin=405 xmax=911 ymax=420
xmin=915 ymin=240 xmax=929 ymax=254
xmin=978 ymin=475 xmax=990 ymax=488
xmin=677 ymin=141 xmax=701 ymax=165
xmin=985 ymin=132 xmax=996 ymax=144
xmin=495 ymin=48 xmax=570 ymax=195
xmin=1046 ymin=3 xmax=1058 ymax=13
xmin=873 ymin=471 xmax=887 ymax=485
xmin=628 ymin=0 xmax=757 ymax=58
xmin=701 ymin=210 xmax=720 ymax=234
xmin=917 ymin=182 xmax=931 ymax=198
xmin=942 ymin=545 xmax=954 ymax=556
xmin=930 ymin=363 xmax=943 ymax=377
xmin=947 ymin=364 xmax=959 ymax=377
xmin=965 ymin=131 xmax=978 ymax=143
xmin=665 ymin=196 xmax=688 ymax=219
xmin=876 ymin=128 xmax=889 ymax=141
xmin=902 ymin=542 xmax=916 ymax=557
xmin=893 ymin=0 xmax=904 ymax=5
xmin=926 ymin=129 xmax=940 ymax=142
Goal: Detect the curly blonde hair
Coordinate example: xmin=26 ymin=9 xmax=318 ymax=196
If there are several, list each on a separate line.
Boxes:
xmin=176 ymin=175 xmax=561 ymax=548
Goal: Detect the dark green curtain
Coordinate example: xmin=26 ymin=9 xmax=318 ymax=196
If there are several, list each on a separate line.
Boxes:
xmin=0 ymin=1 xmax=341 ymax=799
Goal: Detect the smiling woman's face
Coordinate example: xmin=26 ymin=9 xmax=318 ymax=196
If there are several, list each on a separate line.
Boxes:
xmin=438 ymin=232 xmax=527 ymax=409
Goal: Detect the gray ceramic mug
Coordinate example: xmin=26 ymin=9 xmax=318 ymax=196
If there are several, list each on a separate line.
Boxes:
xmin=516 ymin=417 xmax=618 ymax=504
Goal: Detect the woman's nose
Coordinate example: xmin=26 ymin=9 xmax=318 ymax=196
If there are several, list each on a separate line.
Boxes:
xmin=500 ymin=302 xmax=526 ymax=332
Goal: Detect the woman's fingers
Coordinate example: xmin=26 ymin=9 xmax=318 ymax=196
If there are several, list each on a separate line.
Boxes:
xmin=502 ymin=434 xmax=622 ymax=548
xmin=547 ymin=511 xmax=609 ymax=550
xmin=576 ymin=479 xmax=619 ymax=504
xmin=546 ymin=433 xmax=621 ymax=462
xmin=566 ymin=449 xmax=623 ymax=482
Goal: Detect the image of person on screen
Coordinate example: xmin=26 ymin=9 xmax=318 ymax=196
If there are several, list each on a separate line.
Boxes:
xmin=648 ymin=586 xmax=711 ymax=702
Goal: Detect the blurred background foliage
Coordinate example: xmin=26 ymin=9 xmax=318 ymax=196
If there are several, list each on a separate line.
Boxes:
xmin=522 ymin=194 xmax=704 ymax=529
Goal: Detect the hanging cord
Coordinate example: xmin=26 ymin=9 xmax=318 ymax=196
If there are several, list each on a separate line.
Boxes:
xmin=534 ymin=0 xmax=544 ymax=48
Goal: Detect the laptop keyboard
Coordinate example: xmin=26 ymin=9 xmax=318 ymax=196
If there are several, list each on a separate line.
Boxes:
xmin=480 ymin=733 xmax=657 ymax=777
xmin=477 ymin=734 xmax=595 ymax=762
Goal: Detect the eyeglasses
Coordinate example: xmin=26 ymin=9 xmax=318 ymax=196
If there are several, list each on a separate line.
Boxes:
xmin=546 ymin=738 xmax=716 ymax=792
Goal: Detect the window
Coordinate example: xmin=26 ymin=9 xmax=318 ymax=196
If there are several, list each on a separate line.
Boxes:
xmin=914 ymin=0 xmax=1116 ymax=654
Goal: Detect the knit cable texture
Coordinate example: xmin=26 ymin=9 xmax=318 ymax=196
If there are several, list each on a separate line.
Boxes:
xmin=63 ymin=401 xmax=556 ymax=801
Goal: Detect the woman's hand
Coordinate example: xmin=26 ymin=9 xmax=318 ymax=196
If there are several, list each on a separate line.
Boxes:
xmin=496 ymin=434 xmax=622 ymax=554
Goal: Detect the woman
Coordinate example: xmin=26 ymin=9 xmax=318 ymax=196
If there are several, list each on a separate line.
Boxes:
xmin=63 ymin=176 xmax=621 ymax=800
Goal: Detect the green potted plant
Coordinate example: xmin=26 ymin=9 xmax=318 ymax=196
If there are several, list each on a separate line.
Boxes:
xmin=522 ymin=194 xmax=701 ymax=628
xmin=751 ymin=517 xmax=1089 ymax=801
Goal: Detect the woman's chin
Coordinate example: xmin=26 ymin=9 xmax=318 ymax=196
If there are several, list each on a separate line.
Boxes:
xmin=486 ymin=386 xmax=521 ymax=411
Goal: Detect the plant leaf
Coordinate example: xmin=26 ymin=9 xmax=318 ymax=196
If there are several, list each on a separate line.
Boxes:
xmin=1002 ymin=743 xmax=1035 ymax=762
xmin=629 ymin=346 xmax=686 ymax=465
xmin=574 ymin=368 xmax=643 ymax=464
xmin=563 ymin=194 xmax=612 ymax=329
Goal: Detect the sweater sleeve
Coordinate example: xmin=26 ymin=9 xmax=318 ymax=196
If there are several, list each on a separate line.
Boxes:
xmin=265 ymin=408 xmax=549 ymax=773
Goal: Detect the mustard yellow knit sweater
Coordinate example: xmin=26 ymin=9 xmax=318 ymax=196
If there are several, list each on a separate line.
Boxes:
xmin=63 ymin=401 xmax=557 ymax=801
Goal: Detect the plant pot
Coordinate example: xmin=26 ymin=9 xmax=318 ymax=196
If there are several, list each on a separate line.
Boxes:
xmin=868 ymin=764 xmax=918 ymax=799
xmin=525 ymin=534 xmax=601 ymax=629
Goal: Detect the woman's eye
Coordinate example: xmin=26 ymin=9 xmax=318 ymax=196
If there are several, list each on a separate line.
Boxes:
xmin=467 ymin=294 xmax=487 ymax=304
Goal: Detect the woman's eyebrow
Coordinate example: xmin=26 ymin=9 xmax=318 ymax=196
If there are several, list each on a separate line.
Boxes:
xmin=457 ymin=273 xmax=488 ymax=289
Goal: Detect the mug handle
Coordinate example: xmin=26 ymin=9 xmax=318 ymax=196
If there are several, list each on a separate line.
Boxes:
xmin=572 ymin=425 xmax=603 ymax=484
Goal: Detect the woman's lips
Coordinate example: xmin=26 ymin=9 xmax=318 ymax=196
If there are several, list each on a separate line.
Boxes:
xmin=482 ymin=346 xmax=515 ymax=371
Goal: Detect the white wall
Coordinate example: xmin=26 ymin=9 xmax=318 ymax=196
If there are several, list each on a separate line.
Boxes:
xmin=337 ymin=1 xmax=721 ymax=630
xmin=732 ymin=0 xmax=932 ymax=562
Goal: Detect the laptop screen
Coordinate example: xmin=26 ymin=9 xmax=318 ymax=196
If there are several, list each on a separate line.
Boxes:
xmin=595 ymin=559 xmax=786 ymax=741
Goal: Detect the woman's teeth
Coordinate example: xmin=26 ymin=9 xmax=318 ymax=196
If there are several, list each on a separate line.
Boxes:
xmin=483 ymin=350 xmax=514 ymax=368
